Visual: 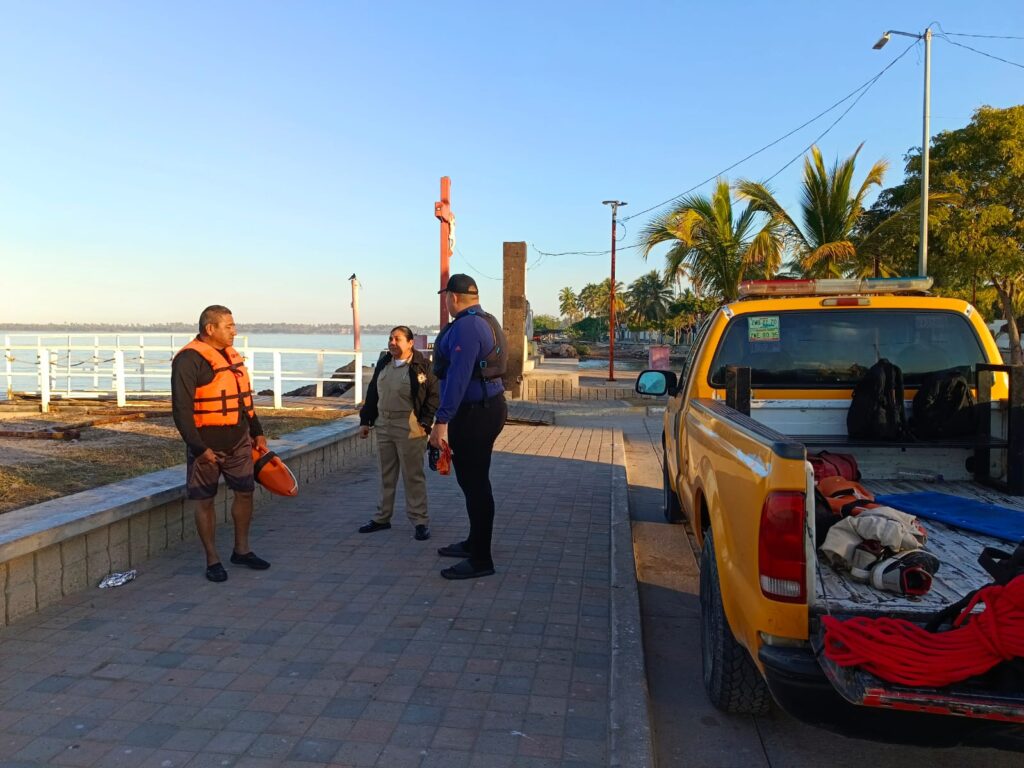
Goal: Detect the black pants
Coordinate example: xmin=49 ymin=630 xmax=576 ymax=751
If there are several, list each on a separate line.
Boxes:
xmin=448 ymin=395 xmax=506 ymax=568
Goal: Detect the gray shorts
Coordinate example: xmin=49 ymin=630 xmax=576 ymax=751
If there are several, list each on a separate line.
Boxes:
xmin=186 ymin=434 xmax=255 ymax=500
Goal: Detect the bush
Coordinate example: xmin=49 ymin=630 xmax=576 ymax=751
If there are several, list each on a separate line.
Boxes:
xmin=569 ymin=317 xmax=604 ymax=340
xmin=572 ymin=342 xmax=590 ymax=357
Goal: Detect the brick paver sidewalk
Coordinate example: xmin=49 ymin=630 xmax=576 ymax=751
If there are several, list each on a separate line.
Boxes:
xmin=0 ymin=424 xmax=617 ymax=768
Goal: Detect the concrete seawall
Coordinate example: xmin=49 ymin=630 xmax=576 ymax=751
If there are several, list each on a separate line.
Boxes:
xmin=0 ymin=417 xmax=369 ymax=627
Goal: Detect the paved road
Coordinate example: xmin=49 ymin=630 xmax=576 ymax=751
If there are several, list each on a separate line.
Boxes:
xmin=616 ymin=407 xmax=1023 ymax=767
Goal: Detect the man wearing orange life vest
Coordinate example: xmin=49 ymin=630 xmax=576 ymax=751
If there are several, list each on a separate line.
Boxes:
xmin=172 ymin=305 xmax=270 ymax=582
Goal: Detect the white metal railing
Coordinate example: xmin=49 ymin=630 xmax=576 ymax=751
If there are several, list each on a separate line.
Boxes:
xmin=3 ymin=334 xmax=363 ymax=413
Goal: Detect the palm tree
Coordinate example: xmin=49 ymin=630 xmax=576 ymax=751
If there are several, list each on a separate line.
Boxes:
xmin=639 ymin=179 xmax=784 ymax=302
xmin=626 ymin=271 xmax=674 ymax=328
xmin=558 ymin=287 xmax=581 ymax=323
xmin=593 ymin=278 xmax=626 ymax=319
xmin=578 ymin=283 xmax=603 ymax=318
xmin=735 ymin=144 xmax=888 ymax=278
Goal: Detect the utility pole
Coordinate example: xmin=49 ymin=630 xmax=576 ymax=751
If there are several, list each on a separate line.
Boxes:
xmin=435 ymin=177 xmax=454 ymax=330
xmin=920 ymin=27 xmax=931 ymax=277
xmin=348 ymin=273 xmax=361 ymax=351
xmin=873 ymin=26 xmax=932 ymax=277
xmin=602 ymin=200 xmax=626 ymax=382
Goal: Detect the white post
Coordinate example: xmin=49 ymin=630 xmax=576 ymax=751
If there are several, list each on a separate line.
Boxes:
xmin=316 ymin=351 xmax=324 ymax=398
xmin=139 ymin=334 xmax=146 ymax=392
xmin=114 ymin=350 xmax=126 ymax=407
xmin=49 ymin=350 xmax=58 ymax=398
xmin=353 ymin=351 xmax=363 ymax=406
xmin=66 ymin=334 xmax=72 ymax=396
xmin=40 ymin=348 xmax=50 ymax=413
xmin=273 ymin=351 xmax=283 ymax=409
xmin=4 ymin=335 xmax=12 ymax=401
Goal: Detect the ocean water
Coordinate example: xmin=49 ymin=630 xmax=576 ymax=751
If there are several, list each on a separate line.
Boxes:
xmin=1 ymin=330 xmax=403 ymax=398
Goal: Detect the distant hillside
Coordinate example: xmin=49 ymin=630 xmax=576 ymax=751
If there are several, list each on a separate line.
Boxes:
xmin=0 ymin=322 xmax=437 ymax=334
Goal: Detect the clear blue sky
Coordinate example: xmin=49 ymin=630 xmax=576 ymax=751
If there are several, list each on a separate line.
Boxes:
xmin=2 ymin=1 xmax=1022 ymax=327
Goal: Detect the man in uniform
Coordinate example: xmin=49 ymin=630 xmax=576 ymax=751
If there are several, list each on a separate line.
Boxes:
xmin=172 ymin=305 xmax=270 ymax=582
xmin=429 ymin=274 xmax=507 ymax=580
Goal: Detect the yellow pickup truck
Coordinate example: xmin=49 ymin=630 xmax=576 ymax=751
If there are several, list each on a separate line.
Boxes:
xmin=636 ymin=277 xmax=1024 ymax=746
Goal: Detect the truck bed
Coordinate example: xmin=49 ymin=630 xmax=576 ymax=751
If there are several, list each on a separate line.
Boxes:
xmin=812 ymin=479 xmax=1023 ymax=618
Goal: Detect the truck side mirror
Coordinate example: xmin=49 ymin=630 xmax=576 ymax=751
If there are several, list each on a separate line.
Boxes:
xmin=636 ymin=369 xmax=677 ymax=397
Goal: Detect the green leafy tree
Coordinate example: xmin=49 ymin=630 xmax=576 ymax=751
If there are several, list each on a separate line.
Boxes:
xmin=906 ymin=106 xmax=1024 ymax=363
xmin=639 ymin=179 xmax=783 ymax=301
xmin=667 ymin=289 xmax=718 ymax=343
xmin=558 ymin=287 xmax=581 ymax=323
xmin=626 ymin=271 xmax=674 ymax=329
xmin=532 ymin=314 xmax=562 ymax=333
xmin=569 ymin=316 xmax=605 ymax=340
xmin=737 ymin=145 xmax=893 ymax=278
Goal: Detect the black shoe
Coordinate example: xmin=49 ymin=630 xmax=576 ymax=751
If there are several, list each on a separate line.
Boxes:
xmin=414 ymin=525 xmax=430 ymax=541
xmin=205 ymin=563 xmax=228 ymax=582
xmin=437 ymin=541 xmax=469 ymax=558
xmin=359 ymin=520 xmax=391 ymax=533
xmin=230 ymin=550 xmax=271 ymax=570
xmin=440 ymin=559 xmax=495 ymax=580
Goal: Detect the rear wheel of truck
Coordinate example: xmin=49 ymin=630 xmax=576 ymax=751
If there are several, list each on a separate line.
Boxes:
xmin=661 ymin=432 xmax=683 ymax=523
xmin=700 ymin=529 xmax=771 ymax=714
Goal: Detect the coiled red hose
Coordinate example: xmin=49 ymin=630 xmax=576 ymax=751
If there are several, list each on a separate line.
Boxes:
xmin=822 ymin=575 xmax=1024 ymax=688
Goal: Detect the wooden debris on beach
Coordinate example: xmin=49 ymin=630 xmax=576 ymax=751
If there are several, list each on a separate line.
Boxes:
xmin=0 ymin=410 xmax=170 ymax=440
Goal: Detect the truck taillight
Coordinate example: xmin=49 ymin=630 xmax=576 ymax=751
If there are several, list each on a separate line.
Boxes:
xmin=758 ymin=491 xmax=806 ymax=603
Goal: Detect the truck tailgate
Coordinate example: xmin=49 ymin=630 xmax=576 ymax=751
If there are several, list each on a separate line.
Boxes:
xmin=812 ymin=625 xmax=1024 ymax=722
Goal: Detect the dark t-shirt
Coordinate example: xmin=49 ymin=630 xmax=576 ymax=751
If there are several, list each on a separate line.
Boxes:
xmin=171 ymin=346 xmax=263 ymax=455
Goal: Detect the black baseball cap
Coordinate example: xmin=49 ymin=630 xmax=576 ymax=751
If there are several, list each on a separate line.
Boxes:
xmin=438 ymin=273 xmax=479 ymax=294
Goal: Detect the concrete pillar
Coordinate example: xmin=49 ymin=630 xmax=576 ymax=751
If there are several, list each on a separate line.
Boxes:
xmin=502 ymin=242 xmax=527 ymax=399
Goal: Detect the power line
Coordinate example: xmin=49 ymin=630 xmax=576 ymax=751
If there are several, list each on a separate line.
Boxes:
xmin=619 ymin=38 xmax=918 ymax=223
xmin=453 ymin=246 xmax=502 ymax=281
xmin=939 ymin=35 xmax=1024 ymax=70
xmin=945 ymin=32 xmax=1024 ymax=40
xmin=529 ymin=242 xmax=644 ymax=259
xmin=761 ymin=40 xmax=918 ymax=183
xmin=530 ymin=39 xmax=919 ymax=260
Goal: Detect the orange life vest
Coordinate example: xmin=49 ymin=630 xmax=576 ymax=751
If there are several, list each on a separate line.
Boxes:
xmin=177 ymin=339 xmax=255 ymax=428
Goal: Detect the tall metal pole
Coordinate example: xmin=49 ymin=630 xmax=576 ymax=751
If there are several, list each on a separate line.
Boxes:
xmin=873 ymin=27 xmax=932 ymax=277
xmin=435 ymin=177 xmax=453 ymax=330
xmin=919 ymin=28 xmax=931 ymax=278
xmin=349 ymin=274 xmax=361 ymax=351
xmin=602 ymin=200 xmax=627 ymax=382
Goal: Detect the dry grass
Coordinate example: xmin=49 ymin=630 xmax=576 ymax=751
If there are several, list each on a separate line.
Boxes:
xmin=0 ymin=409 xmax=353 ymax=514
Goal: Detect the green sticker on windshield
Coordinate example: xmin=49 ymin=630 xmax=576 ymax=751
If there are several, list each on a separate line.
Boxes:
xmin=749 ymin=316 xmax=780 ymax=342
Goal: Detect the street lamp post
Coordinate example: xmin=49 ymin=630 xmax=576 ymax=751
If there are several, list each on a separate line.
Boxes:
xmin=873 ymin=26 xmax=932 ymax=277
xmin=601 ymin=200 xmax=626 ymax=382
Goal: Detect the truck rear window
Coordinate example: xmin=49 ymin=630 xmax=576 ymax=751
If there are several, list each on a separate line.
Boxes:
xmin=708 ymin=310 xmax=988 ymax=388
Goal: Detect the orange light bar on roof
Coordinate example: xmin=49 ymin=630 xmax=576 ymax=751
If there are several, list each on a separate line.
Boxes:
xmin=860 ymin=277 xmax=934 ymax=293
xmin=738 ymin=277 xmax=934 ymax=298
xmin=738 ymin=280 xmax=813 ymax=296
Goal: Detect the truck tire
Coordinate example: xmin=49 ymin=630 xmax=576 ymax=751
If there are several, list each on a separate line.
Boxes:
xmin=699 ymin=529 xmax=772 ymax=714
xmin=662 ymin=433 xmax=683 ymax=523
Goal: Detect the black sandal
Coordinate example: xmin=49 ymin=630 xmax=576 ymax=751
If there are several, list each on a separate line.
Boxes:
xmin=205 ymin=563 xmax=228 ymax=582
xmin=440 ymin=559 xmax=495 ymax=580
xmin=437 ymin=541 xmax=470 ymax=558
